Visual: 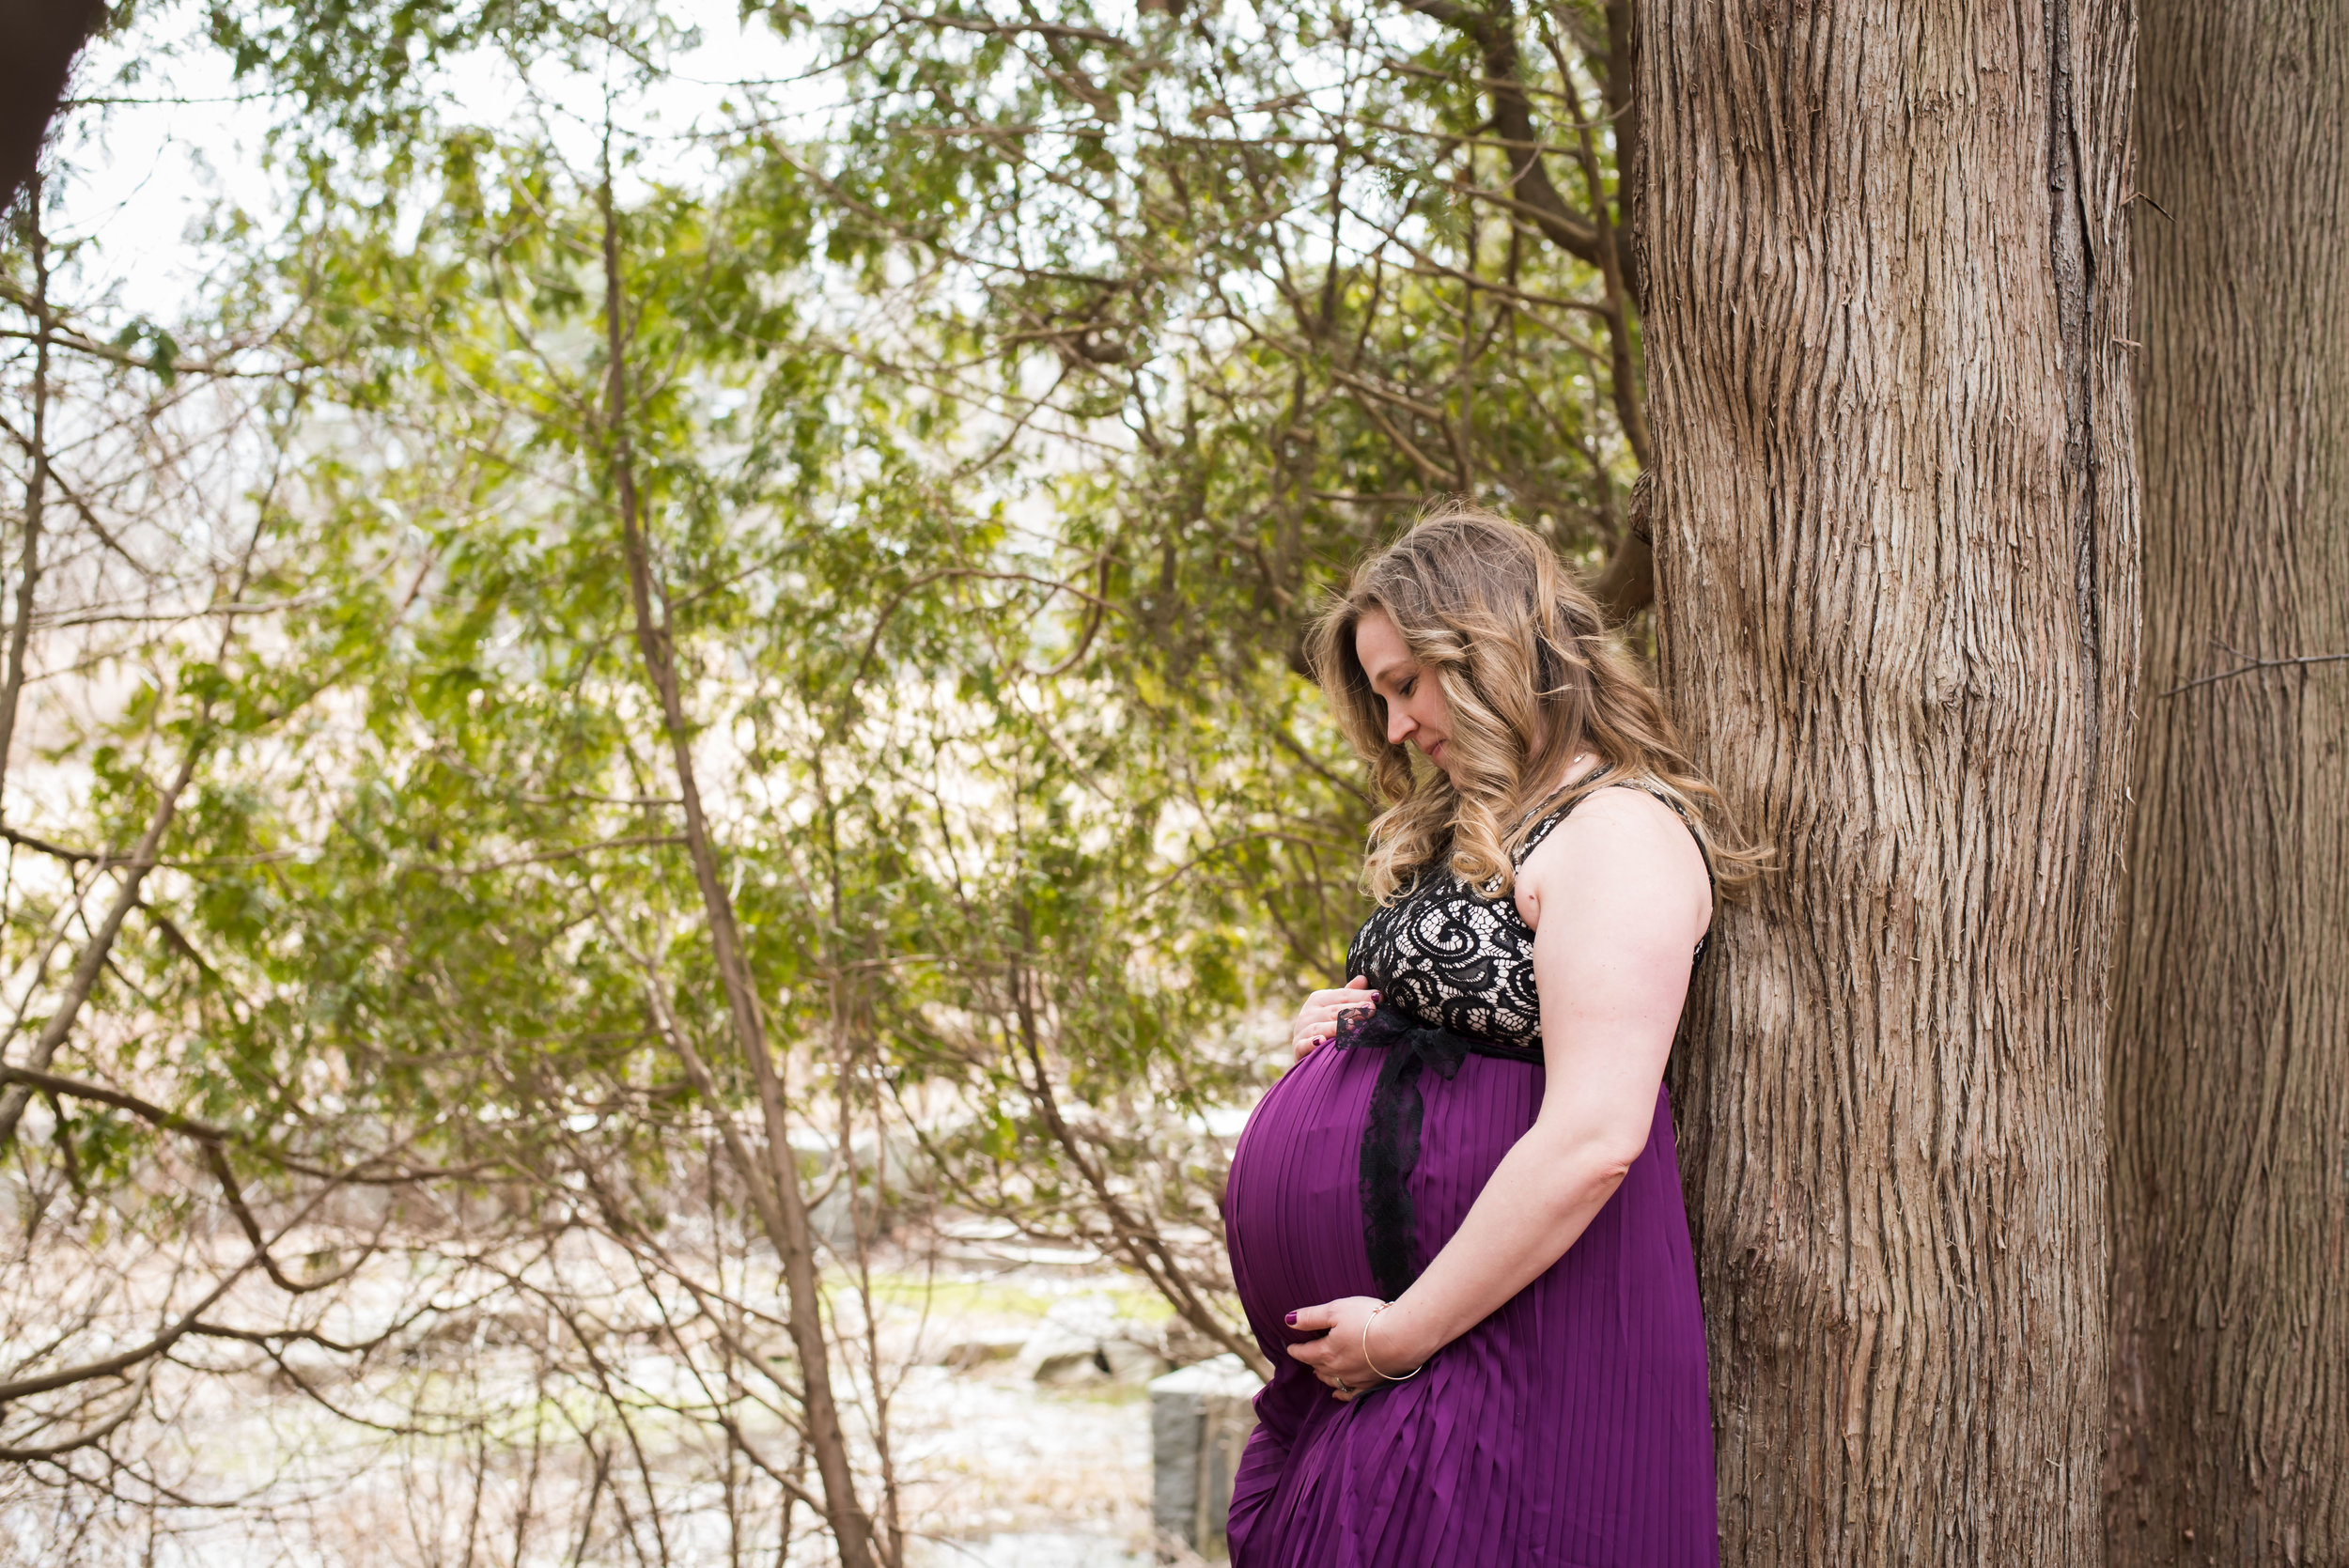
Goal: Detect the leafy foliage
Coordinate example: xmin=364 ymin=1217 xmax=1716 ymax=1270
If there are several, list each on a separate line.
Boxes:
xmin=0 ymin=0 xmax=1641 ymax=1555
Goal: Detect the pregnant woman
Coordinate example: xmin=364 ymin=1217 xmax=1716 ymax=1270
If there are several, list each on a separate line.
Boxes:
xmin=1221 ymin=505 xmax=1760 ymax=1566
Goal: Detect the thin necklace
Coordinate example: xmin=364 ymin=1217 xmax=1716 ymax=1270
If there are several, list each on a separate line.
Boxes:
xmin=1517 ymin=754 xmax=1597 ymax=829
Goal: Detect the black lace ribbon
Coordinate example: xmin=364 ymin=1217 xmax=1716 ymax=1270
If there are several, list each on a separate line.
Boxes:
xmin=1330 ymin=1003 xmax=1545 ymax=1300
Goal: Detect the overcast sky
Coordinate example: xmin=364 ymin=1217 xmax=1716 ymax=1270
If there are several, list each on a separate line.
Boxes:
xmin=47 ymin=2 xmax=816 ymax=326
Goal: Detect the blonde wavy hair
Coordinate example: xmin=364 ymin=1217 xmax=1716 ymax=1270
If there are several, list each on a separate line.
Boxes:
xmin=1306 ymin=504 xmax=1766 ymax=904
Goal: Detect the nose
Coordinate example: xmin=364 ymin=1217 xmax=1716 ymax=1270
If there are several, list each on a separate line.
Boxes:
xmin=1385 ymin=702 xmax=1414 ymax=746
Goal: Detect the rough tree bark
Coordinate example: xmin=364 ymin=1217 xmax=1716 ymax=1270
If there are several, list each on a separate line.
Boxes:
xmin=2106 ymin=6 xmax=2349 ymax=1562
xmin=1638 ymin=2 xmax=2139 ymax=1560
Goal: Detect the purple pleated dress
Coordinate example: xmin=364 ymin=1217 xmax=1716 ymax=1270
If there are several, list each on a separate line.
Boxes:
xmin=1221 ymin=781 xmax=1719 ymax=1567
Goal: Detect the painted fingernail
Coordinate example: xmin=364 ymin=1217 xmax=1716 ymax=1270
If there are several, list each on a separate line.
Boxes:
xmin=1284 ymin=1312 xmax=1298 ymax=1326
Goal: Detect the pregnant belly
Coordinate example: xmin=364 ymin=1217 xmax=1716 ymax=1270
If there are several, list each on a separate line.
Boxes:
xmin=1221 ymin=1049 xmax=1713 ymax=1568
xmin=1222 ymin=1040 xmax=1545 ymax=1332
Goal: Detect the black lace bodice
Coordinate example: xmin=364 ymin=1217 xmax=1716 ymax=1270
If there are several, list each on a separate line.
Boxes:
xmin=1345 ymin=779 xmax=1712 ymax=1048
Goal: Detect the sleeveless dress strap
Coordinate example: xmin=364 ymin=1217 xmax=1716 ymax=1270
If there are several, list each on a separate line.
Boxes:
xmin=1511 ymin=768 xmax=1717 ymax=963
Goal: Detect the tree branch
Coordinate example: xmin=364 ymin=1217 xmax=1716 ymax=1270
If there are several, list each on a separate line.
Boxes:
xmin=0 ymin=1259 xmax=255 ymax=1404
xmin=598 ymin=161 xmax=881 ymax=1568
xmin=0 ymin=822 xmax=110 ymax=863
xmin=1589 ymin=467 xmax=1656 ymax=622
xmin=0 ymin=1368 xmax=153 ymax=1460
xmin=2158 ymin=645 xmax=2349 ymax=697
xmin=1394 ymin=0 xmax=1642 ymax=300
xmin=0 ymin=745 xmax=203 ymax=1151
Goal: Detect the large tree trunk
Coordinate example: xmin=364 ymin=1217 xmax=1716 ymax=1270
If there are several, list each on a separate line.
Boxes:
xmin=0 ymin=0 xmax=103 ymax=209
xmin=1637 ymin=3 xmax=2139 ymax=1560
xmin=2105 ymin=7 xmax=2349 ymax=1562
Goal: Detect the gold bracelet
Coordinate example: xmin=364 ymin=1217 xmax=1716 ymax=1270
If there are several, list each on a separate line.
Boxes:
xmin=1362 ymin=1302 xmax=1423 ymax=1382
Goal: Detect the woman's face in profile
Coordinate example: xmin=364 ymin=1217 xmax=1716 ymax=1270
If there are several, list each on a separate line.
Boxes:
xmin=1357 ymin=609 xmax=1459 ymax=783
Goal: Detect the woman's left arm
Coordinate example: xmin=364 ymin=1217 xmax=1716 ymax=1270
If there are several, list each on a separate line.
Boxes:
xmin=1285 ymin=791 xmax=1709 ymax=1391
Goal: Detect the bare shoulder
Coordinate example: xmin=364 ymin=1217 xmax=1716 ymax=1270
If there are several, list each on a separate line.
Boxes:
xmin=1514 ymin=784 xmax=1711 ymax=938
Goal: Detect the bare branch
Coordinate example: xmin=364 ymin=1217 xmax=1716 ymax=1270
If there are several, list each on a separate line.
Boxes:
xmin=0 ymin=745 xmax=205 ymax=1151
xmin=2159 ymin=644 xmax=2349 ymax=697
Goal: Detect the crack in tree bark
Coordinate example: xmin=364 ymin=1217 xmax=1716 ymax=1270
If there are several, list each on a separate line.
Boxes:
xmin=2046 ymin=0 xmax=2108 ymax=897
